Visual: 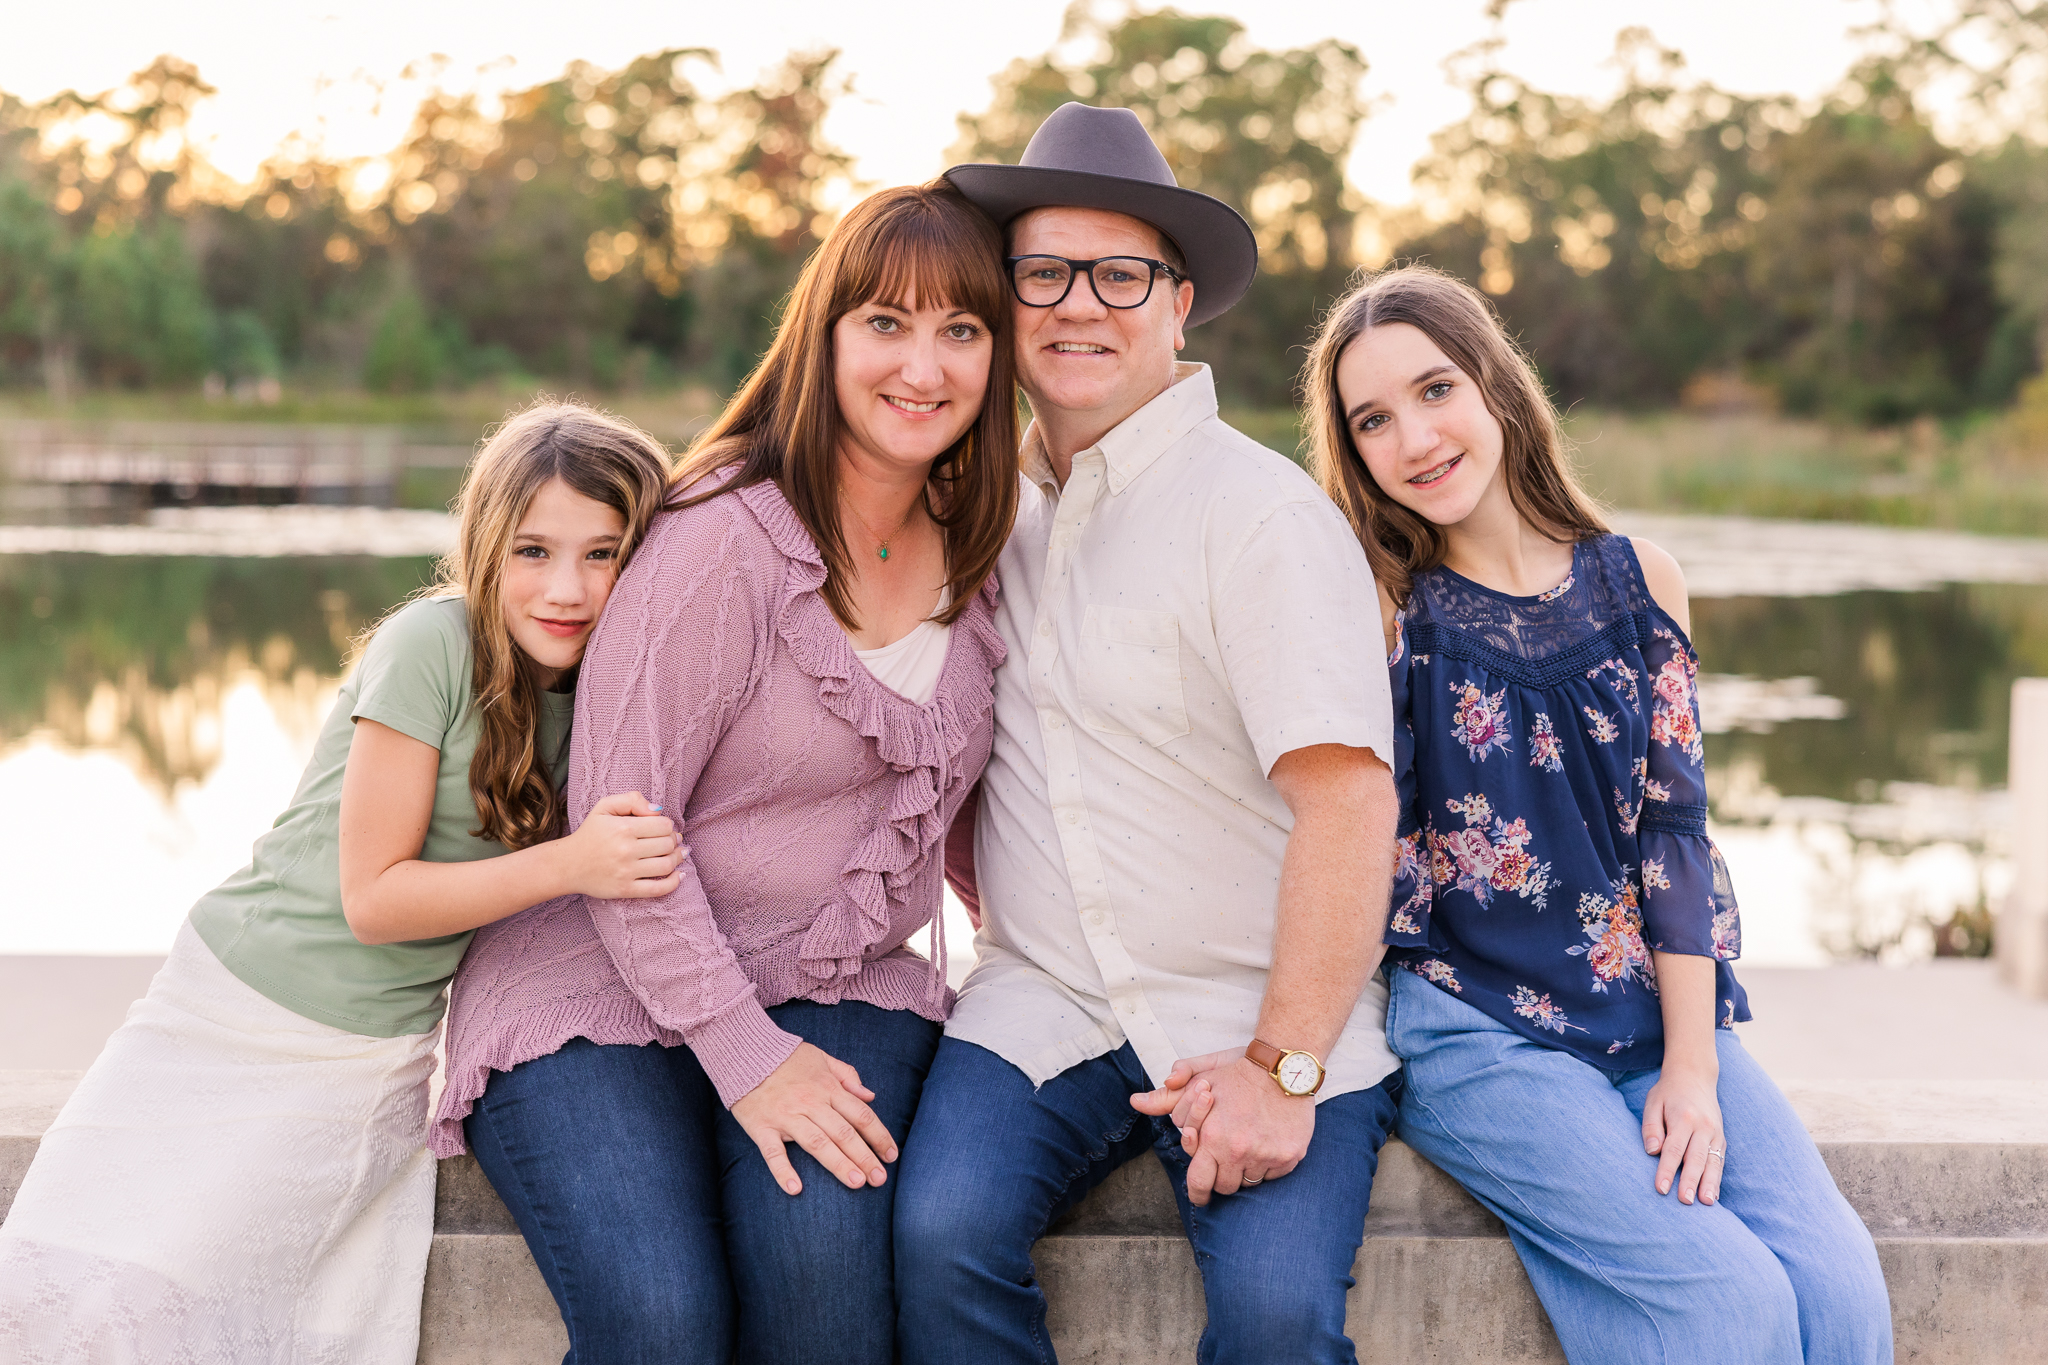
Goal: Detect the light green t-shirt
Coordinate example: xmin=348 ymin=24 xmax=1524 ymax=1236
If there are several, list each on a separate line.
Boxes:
xmin=189 ymin=596 xmax=574 ymax=1037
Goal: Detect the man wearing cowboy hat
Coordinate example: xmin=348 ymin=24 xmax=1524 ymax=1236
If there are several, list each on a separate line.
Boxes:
xmin=894 ymin=104 xmax=1403 ymax=1363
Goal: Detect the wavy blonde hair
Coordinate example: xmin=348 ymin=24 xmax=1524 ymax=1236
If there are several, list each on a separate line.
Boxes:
xmin=1303 ymin=265 xmax=1606 ymax=607
xmin=422 ymin=400 xmax=672 ymax=848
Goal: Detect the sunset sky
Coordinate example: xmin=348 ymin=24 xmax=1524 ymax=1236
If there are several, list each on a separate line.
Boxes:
xmin=0 ymin=0 xmax=1902 ymax=207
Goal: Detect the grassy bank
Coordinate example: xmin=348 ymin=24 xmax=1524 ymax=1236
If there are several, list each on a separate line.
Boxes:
xmin=1562 ymin=409 xmax=2048 ymax=538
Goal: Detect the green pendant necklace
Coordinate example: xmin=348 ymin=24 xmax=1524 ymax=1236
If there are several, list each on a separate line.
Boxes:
xmin=846 ymin=495 xmax=917 ymax=563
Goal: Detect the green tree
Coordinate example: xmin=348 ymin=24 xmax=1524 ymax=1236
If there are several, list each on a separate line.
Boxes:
xmin=0 ymin=45 xmax=865 ymax=398
xmin=1746 ymin=68 xmax=2003 ymax=419
xmin=1866 ymin=0 xmax=2048 ymax=397
xmin=1397 ymin=32 xmax=1782 ymax=406
xmin=1975 ymin=139 xmax=2048 ymax=398
xmin=363 ymin=276 xmax=443 ymax=393
xmin=1395 ymin=31 xmax=2003 ymax=419
xmin=383 ymin=48 xmax=854 ymax=389
xmin=955 ymin=4 xmax=1371 ymax=407
xmin=682 ymin=51 xmax=859 ymax=385
xmin=198 ymin=151 xmax=384 ymax=381
xmin=66 ymin=220 xmax=213 ymax=386
xmin=0 ymin=57 xmax=222 ymax=392
xmin=0 ymin=142 xmax=69 ymax=389
xmin=214 ymin=308 xmax=282 ymax=383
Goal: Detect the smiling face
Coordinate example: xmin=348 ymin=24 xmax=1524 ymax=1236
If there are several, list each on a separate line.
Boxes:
xmin=1334 ymin=321 xmax=1508 ymax=529
xmin=1008 ymin=206 xmax=1193 ymax=435
xmin=499 ymin=476 xmax=628 ymax=682
xmin=832 ymin=292 xmax=993 ymax=478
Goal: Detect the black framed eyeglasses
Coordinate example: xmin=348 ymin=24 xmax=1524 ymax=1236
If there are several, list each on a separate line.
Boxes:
xmin=1005 ymin=255 xmax=1184 ymax=310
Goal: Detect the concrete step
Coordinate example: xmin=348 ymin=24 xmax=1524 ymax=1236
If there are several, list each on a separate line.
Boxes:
xmin=412 ymin=1227 xmax=2048 ymax=1365
xmin=7 ymin=1072 xmax=2048 ymax=1363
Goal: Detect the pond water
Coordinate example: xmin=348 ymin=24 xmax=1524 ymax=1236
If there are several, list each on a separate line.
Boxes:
xmin=1 ymin=507 xmax=2038 ymax=967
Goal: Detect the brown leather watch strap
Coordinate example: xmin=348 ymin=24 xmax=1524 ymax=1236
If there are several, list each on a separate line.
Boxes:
xmin=1244 ymin=1039 xmax=1284 ymax=1073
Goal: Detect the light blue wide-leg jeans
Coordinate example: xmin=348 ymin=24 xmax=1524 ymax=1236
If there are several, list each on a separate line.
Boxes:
xmin=1384 ymin=967 xmax=1892 ymax=1365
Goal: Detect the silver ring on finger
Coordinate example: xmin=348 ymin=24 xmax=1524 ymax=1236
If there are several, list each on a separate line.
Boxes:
xmin=1241 ymin=1174 xmax=1263 ymax=1185
xmin=1706 ymin=1145 xmax=1727 ymax=1162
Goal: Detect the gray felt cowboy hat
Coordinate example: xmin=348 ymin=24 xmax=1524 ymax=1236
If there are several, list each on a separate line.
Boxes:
xmin=944 ymin=103 xmax=1258 ymax=327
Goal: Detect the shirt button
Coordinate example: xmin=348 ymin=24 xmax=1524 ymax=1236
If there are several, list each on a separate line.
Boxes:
xmin=1038 ymin=621 xmax=1052 ymax=637
xmin=1090 ymin=911 xmax=1105 ymax=925
xmin=1063 ymin=809 xmax=1079 ymax=824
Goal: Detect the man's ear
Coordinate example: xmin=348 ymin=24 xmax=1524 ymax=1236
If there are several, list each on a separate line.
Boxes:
xmin=1173 ymin=279 xmax=1194 ymax=352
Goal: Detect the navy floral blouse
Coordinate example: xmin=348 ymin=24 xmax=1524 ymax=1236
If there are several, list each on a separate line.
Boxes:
xmin=1384 ymin=533 xmax=1749 ymax=1071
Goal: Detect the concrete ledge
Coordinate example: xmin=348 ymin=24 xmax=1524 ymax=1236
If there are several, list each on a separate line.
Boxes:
xmin=7 ymin=1073 xmax=2047 ymax=1363
xmin=419 ymin=1234 xmax=566 ymax=1364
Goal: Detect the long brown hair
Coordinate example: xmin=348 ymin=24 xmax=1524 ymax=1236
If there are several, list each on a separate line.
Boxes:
xmin=426 ymin=401 xmax=672 ymax=849
xmin=1303 ymin=264 xmax=1606 ymax=607
xmin=674 ymin=181 xmax=1018 ymax=630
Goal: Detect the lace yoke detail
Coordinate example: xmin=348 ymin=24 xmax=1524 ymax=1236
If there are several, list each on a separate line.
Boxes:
xmin=1405 ymin=536 xmax=1655 ymax=688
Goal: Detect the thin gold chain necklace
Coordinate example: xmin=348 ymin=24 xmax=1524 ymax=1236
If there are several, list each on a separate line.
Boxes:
xmin=842 ymin=493 xmax=922 ymax=562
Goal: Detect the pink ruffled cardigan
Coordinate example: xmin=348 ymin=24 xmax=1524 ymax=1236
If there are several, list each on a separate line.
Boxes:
xmin=432 ymin=478 xmax=1003 ymax=1156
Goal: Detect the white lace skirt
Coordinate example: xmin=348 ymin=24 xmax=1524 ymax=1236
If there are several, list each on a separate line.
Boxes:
xmin=0 ymin=923 xmax=439 ymax=1364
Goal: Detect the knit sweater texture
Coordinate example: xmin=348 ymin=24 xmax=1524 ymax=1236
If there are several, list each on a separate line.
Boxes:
xmin=432 ymin=477 xmax=1004 ymax=1156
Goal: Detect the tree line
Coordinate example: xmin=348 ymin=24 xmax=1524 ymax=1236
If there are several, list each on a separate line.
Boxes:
xmin=0 ymin=2 xmax=2043 ymax=421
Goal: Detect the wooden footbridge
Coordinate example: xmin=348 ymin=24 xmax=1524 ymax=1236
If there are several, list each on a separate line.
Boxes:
xmin=0 ymin=420 xmax=475 ymax=509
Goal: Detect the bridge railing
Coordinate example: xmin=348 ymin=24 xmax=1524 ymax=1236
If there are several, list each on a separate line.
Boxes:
xmin=0 ymin=420 xmax=475 ymax=507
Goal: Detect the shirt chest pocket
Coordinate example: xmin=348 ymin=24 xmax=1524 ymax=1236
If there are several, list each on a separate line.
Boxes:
xmin=1078 ymin=605 xmax=1190 ymax=747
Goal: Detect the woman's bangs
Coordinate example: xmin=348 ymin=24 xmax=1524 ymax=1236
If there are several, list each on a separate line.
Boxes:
xmin=856 ymin=212 xmax=1006 ymax=329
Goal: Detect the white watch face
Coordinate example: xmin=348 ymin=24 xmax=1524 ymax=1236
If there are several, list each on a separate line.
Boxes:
xmin=1276 ymin=1052 xmax=1321 ymax=1095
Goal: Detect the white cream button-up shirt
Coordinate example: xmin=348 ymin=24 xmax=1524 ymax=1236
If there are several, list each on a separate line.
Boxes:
xmin=946 ymin=363 xmax=1402 ymax=1102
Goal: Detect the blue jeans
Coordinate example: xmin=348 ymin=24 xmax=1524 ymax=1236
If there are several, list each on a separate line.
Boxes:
xmin=465 ymin=1000 xmax=941 ymax=1365
xmin=1385 ymin=967 xmax=1892 ymax=1364
xmin=893 ymin=1037 xmax=1401 ymax=1365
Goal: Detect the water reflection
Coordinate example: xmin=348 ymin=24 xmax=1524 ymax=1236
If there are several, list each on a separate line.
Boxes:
xmin=0 ymin=683 xmax=344 ymax=954
xmin=1693 ymin=584 xmax=2048 ymax=799
xmin=0 ymin=553 xmax=441 ymax=954
xmin=2 ymin=553 xmax=435 ymax=788
xmin=5 ymin=516 xmax=2047 ymax=963
xmin=1689 ymin=584 xmax=2046 ymax=962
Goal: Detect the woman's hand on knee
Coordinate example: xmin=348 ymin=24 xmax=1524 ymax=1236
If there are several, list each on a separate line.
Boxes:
xmin=731 ymin=1042 xmax=897 ymax=1196
xmin=1642 ymin=1065 xmax=1725 ymax=1207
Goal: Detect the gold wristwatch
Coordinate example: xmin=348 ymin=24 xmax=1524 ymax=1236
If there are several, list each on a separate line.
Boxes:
xmin=1245 ymin=1038 xmax=1326 ymax=1097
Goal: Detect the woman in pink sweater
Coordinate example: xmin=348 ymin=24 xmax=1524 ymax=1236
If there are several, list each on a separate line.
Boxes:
xmin=434 ymin=183 xmax=1018 ymax=1364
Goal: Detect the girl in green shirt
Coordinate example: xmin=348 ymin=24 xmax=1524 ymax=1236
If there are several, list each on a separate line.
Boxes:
xmin=0 ymin=402 xmax=678 ymax=1363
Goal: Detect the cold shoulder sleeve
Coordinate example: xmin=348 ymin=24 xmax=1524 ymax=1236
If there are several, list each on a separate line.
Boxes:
xmin=1384 ymin=616 xmax=1436 ymax=948
xmin=567 ymin=501 xmax=803 ymax=1107
xmin=1636 ymin=618 xmax=1741 ymax=965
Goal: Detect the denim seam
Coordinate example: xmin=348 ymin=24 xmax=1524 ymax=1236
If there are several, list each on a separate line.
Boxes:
xmin=1020 ymin=1111 xmax=1143 ymax=1365
xmin=1404 ymin=1087 xmax=1671 ymax=1363
xmin=470 ymin=1100 xmax=587 ymax=1350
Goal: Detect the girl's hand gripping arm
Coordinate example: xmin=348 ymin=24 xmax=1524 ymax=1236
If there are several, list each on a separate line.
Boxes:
xmin=338 ymin=718 xmax=681 ymax=946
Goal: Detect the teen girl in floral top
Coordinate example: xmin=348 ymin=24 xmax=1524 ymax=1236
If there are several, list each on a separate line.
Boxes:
xmin=1305 ymin=265 xmax=1892 ymax=1365
xmin=1384 ymin=535 xmax=1744 ymax=1067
